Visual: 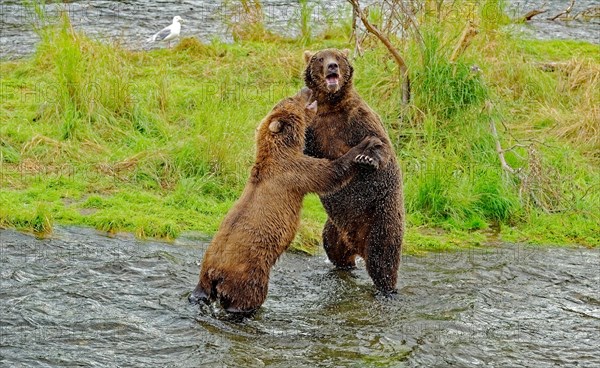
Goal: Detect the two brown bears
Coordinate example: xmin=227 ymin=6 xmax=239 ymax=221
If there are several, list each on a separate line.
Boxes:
xmin=189 ymin=87 xmax=381 ymax=313
xmin=190 ymin=49 xmax=404 ymax=313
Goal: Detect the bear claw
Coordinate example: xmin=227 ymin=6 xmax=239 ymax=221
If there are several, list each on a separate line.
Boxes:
xmin=355 ymin=154 xmax=378 ymax=168
xmin=224 ymin=305 xmax=257 ymax=316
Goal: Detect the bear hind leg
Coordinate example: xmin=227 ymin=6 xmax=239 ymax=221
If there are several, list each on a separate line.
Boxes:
xmin=365 ymin=219 xmax=402 ymax=294
xmin=323 ymin=219 xmax=357 ymax=269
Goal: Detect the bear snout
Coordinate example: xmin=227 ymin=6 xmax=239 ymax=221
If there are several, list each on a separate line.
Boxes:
xmin=323 ymin=58 xmax=341 ymax=92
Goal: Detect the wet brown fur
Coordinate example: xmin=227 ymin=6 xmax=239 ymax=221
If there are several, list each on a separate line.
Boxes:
xmin=303 ymin=48 xmax=405 ymax=293
xmin=190 ymin=89 xmax=381 ymax=313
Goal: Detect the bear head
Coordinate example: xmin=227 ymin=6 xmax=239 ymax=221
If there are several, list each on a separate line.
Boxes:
xmin=256 ymin=87 xmax=317 ymax=152
xmin=303 ymin=48 xmax=353 ymax=101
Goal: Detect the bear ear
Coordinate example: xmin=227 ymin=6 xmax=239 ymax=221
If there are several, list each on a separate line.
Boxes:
xmin=304 ymin=50 xmax=314 ymax=64
xmin=299 ymin=87 xmax=313 ymax=101
xmin=269 ymin=120 xmax=283 ymax=133
xmin=306 ymin=100 xmax=317 ymax=113
xmin=341 ymin=48 xmax=350 ymax=58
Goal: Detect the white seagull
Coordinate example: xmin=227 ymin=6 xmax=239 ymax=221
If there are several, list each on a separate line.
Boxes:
xmin=148 ymin=16 xmax=184 ymax=48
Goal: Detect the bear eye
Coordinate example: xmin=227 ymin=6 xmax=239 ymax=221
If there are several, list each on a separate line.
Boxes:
xmin=318 ymin=57 xmax=324 ymax=62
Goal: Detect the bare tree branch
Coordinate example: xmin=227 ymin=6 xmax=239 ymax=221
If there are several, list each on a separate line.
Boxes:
xmin=491 ymin=121 xmax=519 ymax=175
xmin=397 ymin=1 xmax=426 ymax=53
xmin=347 ymin=0 xmax=411 ymax=104
xmin=349 ymin=7 xmax=363 ymax=57
xmin=501 ymin=143 xmax=530 ymax=153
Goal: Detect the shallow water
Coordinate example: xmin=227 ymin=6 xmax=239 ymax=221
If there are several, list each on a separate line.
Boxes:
xmin=507 ymin=0 xmax=600 ymax=43
xmin=1 ymin=227 xmax=598 ymax=367
xmin=0 ymin=0 xmax=598 ymax=60
xmin=0 ymin=0 xmax=344 ymax=59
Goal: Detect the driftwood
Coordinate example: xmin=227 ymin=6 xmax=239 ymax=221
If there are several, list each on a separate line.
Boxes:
xmin=541 ymin=1 xmax=600 ymax=22
xmin=548 ymin=0 xmax=576 ymax=21
xmin=347 ymin=0 xmax=411 ymax=105
xmin=522 ymin=9 xmax=548 ymax=21
xmin=575 ymin=5 xmax=600 ymax=20
xmin=521 ymin=2 xmax=548 ymax=21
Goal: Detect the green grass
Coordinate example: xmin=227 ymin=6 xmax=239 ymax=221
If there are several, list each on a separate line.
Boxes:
xmin=298 ymin=0 xmax=313 ymax=45
xmin=1 ymin=2 xmax=598 ymax=253
xmin=517 ymin=39 xmax=600 ymax=61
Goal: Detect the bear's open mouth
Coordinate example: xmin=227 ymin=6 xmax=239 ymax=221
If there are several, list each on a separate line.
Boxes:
xmin=326 ymin=73 xmax=340 ymax=87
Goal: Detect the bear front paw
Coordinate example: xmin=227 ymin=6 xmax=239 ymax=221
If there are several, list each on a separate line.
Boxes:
xmin=196 ymin=267 xmax=270 ymax=314
xmin=354 ymin=154 xmax=378 ymax=169
xmin=189 ymin=283 xmax=211 ymax=305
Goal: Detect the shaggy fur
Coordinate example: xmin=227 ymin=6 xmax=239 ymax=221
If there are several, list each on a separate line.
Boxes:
xmin=189 ymin=88 xmax=381 ymax=313
xmin=303 ymin=49 xmax=405 ymax=294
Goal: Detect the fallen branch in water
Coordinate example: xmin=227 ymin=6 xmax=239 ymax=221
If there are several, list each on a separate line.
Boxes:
xmin=522 ymin=8 xmax=547 ymax=21
xmin=574 ymin=5 xmax=600 ymax=20
xmin=548 ymin=0 xmax=576 ymax=21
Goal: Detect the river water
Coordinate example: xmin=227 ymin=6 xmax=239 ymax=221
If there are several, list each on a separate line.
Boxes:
xmin=1 ymin=1 xmax=599 ymax=366
xmin=1 ymin=227 xmax=598 ymax=367
xmin=0 ymin=0 xmax=598 ymax=60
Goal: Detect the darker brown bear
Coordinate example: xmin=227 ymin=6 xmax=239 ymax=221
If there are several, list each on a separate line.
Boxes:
xmin=189 ymin=88 xmax=381 ymax=314
xmin=303 ymin=48 xmax=405 ymax=294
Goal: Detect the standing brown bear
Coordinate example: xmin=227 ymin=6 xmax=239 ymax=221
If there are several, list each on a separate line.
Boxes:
xmin=189 ymin=87 xmax=381 ymax=314
xmin=303 ymin=48 xmax=405 ymax=294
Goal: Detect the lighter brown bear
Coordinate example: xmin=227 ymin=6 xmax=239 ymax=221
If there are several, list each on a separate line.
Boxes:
xmin=189 ymin=87 xmax=381 ymax=314
xmin=303 ymin=48 xmax=405 ymax=294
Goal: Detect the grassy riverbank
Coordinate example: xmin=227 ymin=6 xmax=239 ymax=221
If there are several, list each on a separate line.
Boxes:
xmin=1 ymin=5 xmax=598 ymax=253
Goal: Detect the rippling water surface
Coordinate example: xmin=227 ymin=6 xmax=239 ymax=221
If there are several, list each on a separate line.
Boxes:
xmin=1 ymin=0 xmax=599 ymax=59
xmin=1 ymin=227 xmax=598 ymax=367
xmin=0 ymin=0 xmax=346 ymax=59
xmin=508 ymin=0 xmax=599 ymax=40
